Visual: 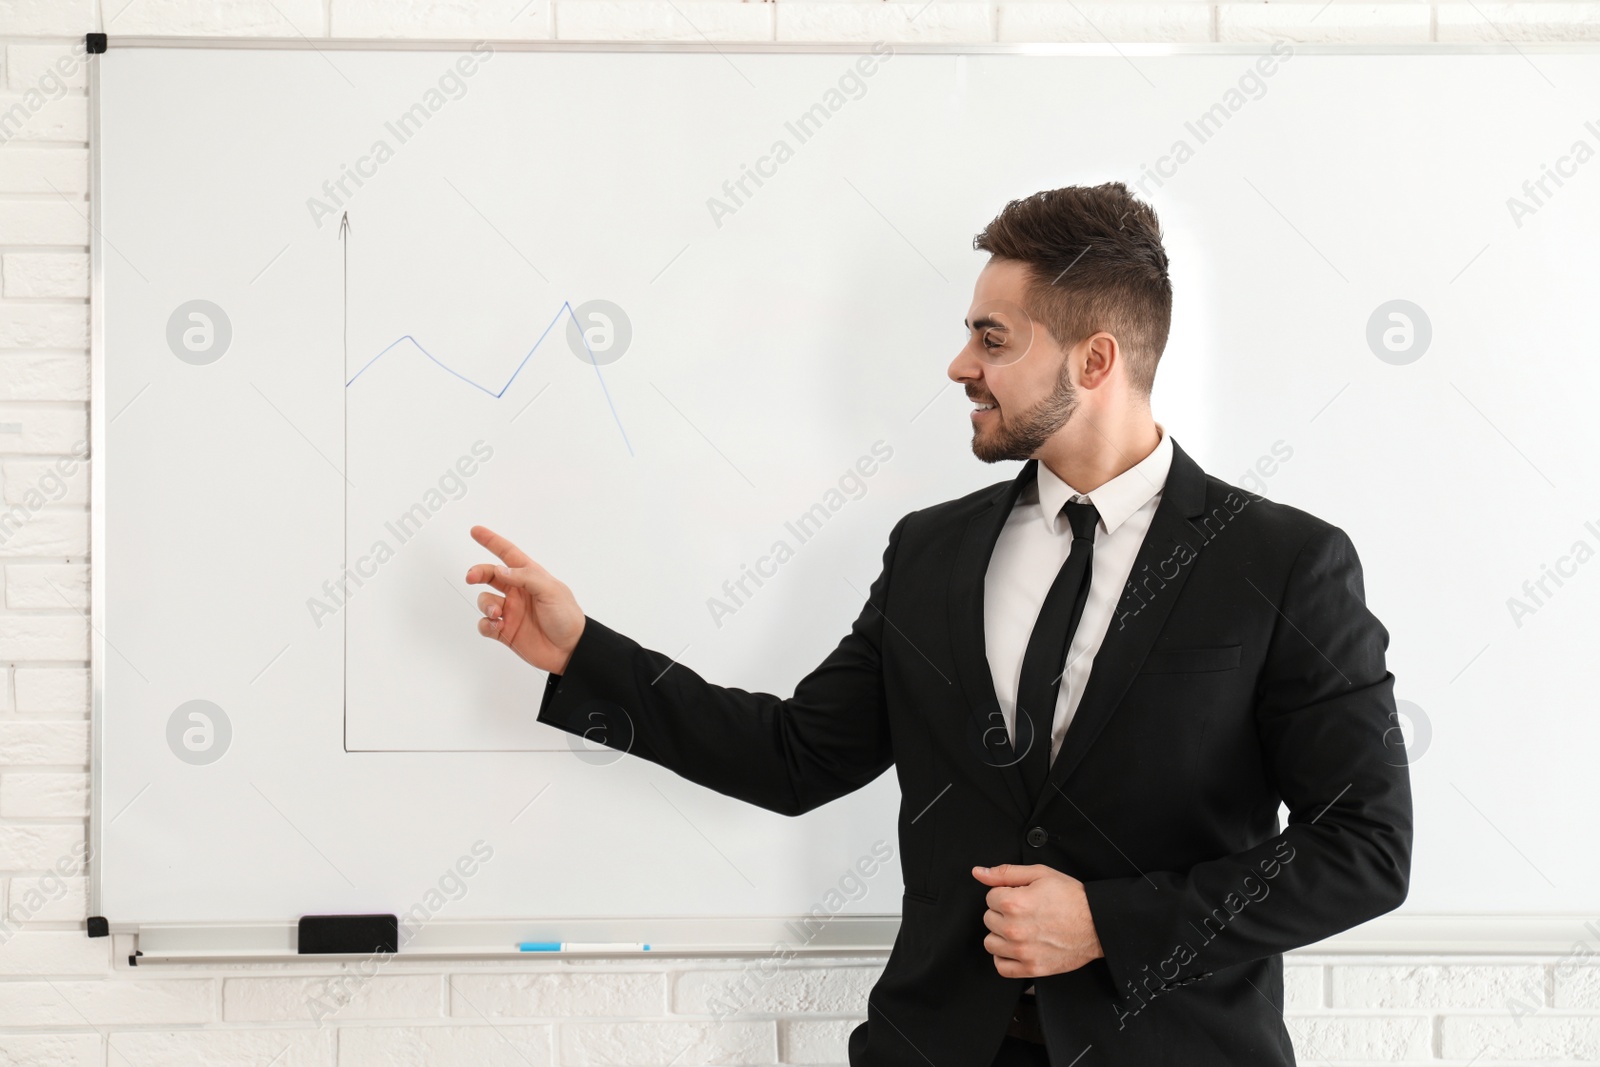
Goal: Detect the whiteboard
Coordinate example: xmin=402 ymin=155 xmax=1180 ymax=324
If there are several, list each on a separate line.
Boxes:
xmin=93 ymin=39 xmax=1600 ymax=952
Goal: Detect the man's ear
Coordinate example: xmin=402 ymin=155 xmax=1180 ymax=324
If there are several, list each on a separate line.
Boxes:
xmin=1077 ymin=332 xmax=1120 ymax=390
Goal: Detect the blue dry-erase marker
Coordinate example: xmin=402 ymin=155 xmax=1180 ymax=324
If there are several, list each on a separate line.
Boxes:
xmin=518 ymin=941 xmax=651 ymax=952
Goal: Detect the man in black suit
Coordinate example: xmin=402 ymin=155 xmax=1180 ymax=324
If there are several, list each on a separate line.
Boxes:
xmin=465 ymin=182 xmax=1412 ymax=1066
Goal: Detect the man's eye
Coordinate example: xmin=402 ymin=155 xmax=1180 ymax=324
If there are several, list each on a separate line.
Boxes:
xmin=983 ymin=331 xmax=1005 ymax=349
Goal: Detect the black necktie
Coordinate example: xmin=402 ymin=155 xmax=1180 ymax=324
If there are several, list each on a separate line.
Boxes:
xmin=1016 ymin=499 xmax=1100 ymax=806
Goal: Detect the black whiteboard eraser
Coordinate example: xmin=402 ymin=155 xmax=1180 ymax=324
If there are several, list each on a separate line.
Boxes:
xmin=297 ymin=914 xmax=398 ymax=955
xmin=86 ymin=916 xmax=109 ymax=937
xmin=86 ymin=33 xmax=108 ymax=54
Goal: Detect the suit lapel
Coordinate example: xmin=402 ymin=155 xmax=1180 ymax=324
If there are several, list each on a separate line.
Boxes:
xmin=1028 ymin=439 xmax=1212 ymax=820
xmin=947 ymin=458 xmax=1038 ymax=823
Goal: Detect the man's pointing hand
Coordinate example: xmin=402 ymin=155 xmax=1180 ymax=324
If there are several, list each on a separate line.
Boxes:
xmin=465 ymin=524 xmax=586 ymax=674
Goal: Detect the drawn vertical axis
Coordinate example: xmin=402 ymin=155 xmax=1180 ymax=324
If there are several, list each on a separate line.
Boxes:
xmin=339 ymin=211 xmax=350 ymax=753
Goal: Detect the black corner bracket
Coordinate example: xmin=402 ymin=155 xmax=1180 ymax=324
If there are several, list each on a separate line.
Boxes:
xmin=86 ymin=916 xmax=109 ymax=938
xmin=86 ymin=33 xmax=108 ymax=54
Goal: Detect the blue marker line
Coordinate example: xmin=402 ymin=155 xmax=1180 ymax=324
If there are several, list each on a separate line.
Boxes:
xmin=519 ymin=941 xmax=651 ymax=952
xmin=345 ymin=300 xmax=633 ymax=456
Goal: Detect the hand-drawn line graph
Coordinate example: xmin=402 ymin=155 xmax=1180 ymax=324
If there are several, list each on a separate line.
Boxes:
xmin=332 ymin=206 xmax=630 ymax=460
xmin=335 ymin=213 xmax=630 ymax=453
xmin=344 ymin=298 xmax=633 ymax=455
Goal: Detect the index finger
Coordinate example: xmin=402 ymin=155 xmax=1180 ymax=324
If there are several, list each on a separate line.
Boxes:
xmin=470 ymin=524 xmax=533 ymax=569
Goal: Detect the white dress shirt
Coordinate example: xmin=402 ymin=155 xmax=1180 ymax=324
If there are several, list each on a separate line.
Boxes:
xmin=986 ymin=425 xmax=1172 ymax=996
xmin=984 ymin=423 xmax=1174 ymax=767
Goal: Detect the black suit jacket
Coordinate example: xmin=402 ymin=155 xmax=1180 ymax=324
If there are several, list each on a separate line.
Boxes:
xmin=536 ymin=438 xmax=1413 ymax=1067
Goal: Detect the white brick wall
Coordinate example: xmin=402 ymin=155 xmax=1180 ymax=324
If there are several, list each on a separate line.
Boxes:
xmin=2 ymin=1 xmax=1596 ymax=1064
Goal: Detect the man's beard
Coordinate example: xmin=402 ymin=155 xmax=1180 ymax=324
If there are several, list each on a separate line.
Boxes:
xmin=970 ymin=362 xmax=1079 ymax=463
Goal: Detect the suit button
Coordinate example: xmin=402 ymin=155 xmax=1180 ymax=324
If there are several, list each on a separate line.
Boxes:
xmin=1026 ymin=827 xmax=1048 ymax=847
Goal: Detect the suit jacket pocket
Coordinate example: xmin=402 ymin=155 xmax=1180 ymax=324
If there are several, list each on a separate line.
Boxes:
xmin=1139 ymin=644 xmax=1242 ymax=674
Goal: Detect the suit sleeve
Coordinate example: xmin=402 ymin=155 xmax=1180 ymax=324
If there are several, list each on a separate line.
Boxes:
xmin=1080 ymin=523 xmax=1413 ymax=997
xmin=534 ymin=513 xmax=909 ymax=817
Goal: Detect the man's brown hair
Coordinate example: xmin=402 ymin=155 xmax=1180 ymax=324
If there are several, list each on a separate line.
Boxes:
xmin=972 ymin=182 xmax=1172 ymax=396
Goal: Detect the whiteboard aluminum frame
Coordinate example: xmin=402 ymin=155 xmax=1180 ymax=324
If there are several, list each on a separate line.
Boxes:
xmin=88 ymin=36 xmax=106 ymax=927
xmin=122 ymin=914 xmax=1600 ymax=965
xmin=88 ymin=37 xmax=1600 ymax=962
xmin=78 ymin=37 xmax=1600 ymax=54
